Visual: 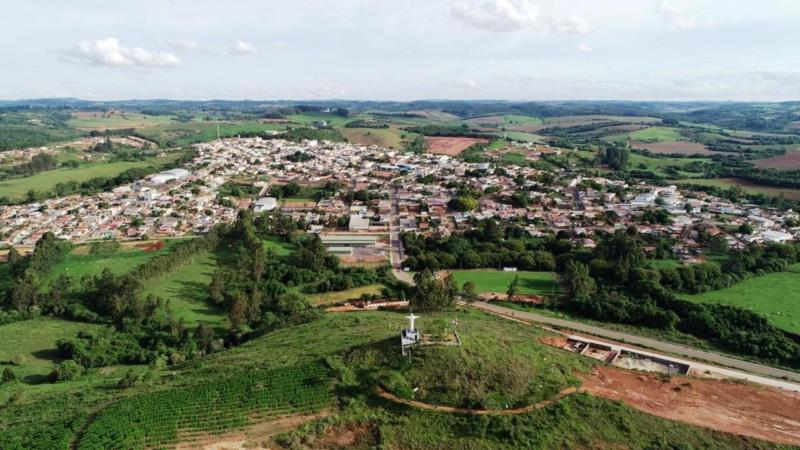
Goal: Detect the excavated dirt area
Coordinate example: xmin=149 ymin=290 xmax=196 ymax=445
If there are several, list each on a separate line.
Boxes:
xmin=580 ymin=366 xmax=800 ymax=446
xmin=315 ymin=422 xmax=376 ymax=448
xmin=174 ymin=411 xmax=329 ymax=450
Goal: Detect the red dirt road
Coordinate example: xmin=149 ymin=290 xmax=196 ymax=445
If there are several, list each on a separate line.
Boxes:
xmin=580 ymin=366 xmax=800 ymax=446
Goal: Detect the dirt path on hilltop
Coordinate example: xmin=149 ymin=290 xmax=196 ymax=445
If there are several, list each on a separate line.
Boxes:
xmin=375 ymin=386 xmax=577 ymax=416
xmin=580 ymin=366 xmax=800 ymax=446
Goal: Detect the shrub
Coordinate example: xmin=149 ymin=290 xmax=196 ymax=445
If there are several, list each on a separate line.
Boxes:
xmin=51 ymin=360 xmax=83 ymax=382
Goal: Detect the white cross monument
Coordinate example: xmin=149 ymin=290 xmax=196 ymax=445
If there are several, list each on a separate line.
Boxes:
xmin=406 ymin=313 xmax=419 ymax=331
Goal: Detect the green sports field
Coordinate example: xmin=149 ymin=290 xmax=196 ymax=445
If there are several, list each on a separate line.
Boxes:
xmin=682 ymin=265 xmax=800 ymax=334
xmin=450 ymin=270 xmax=558 ymax=295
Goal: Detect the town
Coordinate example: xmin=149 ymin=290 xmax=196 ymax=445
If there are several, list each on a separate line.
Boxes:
xmin=2 ymin=136 xmax=797 ymax=268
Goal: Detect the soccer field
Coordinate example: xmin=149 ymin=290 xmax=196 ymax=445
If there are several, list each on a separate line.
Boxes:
xmin=449 ymin=270 xmax=558 ymax=296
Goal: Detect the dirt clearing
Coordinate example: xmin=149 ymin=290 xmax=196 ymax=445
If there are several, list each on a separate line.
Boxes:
xmin=425 ymin=137 xmax=489 ymax=156
xmin=580 ymin=365 xmax=800 ymax=446
xmin=754 ymin=150 xmax=800 ymax=170
xmin=175 ymin=411 xmax=329 ymax=449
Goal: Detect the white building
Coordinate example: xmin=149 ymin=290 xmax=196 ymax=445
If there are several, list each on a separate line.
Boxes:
xmin=254 ymin=197 xmax=277 ymax=213
xmin=348 ymin=215 xmax=370 ymax=232
xmin=151 ymin=168 xmax=190 ymax=185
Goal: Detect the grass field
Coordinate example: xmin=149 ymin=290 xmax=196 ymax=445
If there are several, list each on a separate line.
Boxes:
xmin=500 ymin=130 xmax=545 ymax=143
xmin=43 ymin=241 xmax=180 ymax=286
xmin=682 ymin=265 xmax=800 ymax=334
xmin=310 ymin=284 xmax=384 ymax=306
xmin=136 ymin=121 xmax=284 ymax=147
xmin=466 ymin=114 xmax=543 ymax=128
xmin=142 ymin=251 xmax=226 ymax=327
xmin=675 ymin=178 xmax=800 ymax=199
xmin=500 ymin=151 xmax=528 ymax=165
xmin=628 ymin=153 xmax=709 ymax=177
xmin=625 ymin=126 xmax=682 ymax=141
xmin=67 ymin=112 xmax=177 ymax=131
xmin=450 ymin=270 xmax=558 ymax=295
xmin=341 ymin=127 xmax=406 ymax=148
xmin=0 ymin=152 xmax=185 ymax=201
xmin=0 ymin=318 xmax=98 ymax=382
xmin=286 ymin=112 xmax=356 ymax=128
xmin=262 ymin=238 xmax=293 ymax=256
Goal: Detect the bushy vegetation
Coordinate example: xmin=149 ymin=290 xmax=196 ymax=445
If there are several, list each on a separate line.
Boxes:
xmin=0 ymin=111 xmax=81 ymax=150
xmin=403 ymin=220 xmax=800 ymax=367
xmin=402 ymin=220 xmax=557 ymax=272
xmin=208 ymin=211 xmax=390 ymax=332
xmin=563 ymin=231 xmax=800 ymax=367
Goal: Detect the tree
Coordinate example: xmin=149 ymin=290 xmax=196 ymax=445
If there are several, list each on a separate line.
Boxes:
xmin=411 ymin=270 xmax=456 ymax=311
xmin=228 ymin=292 xmax=248 ymax=329
xmin=565 ymin=261 xmax=596 ymax=299
xmin=447 ymin=196 xmax=478 ymax=212
xmin=738 ymin=223 xmax=754 ymax=235
xmin=506 ymin=275 xmax=520 ymax=301
xmin=6 ymin=246 xmax=24 ymax=278
xmin=602 ymin=144 xmax=630 ymax=170
xmin=462 ymin=281 xmax=477 ymax=302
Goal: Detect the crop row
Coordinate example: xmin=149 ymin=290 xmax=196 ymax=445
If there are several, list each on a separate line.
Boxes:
xmin=77 ymin=362 xmax=334 ymax=450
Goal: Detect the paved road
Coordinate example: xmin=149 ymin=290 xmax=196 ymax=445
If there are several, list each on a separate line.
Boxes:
xmin=472 ymin=300 xmax=800 ymax=384
xmin=388 ymin=186 xmax=415 ymax=285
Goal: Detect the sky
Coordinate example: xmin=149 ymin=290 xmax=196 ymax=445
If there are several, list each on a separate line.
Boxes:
xmin=1 ymin=0 xmax=799 ymax=101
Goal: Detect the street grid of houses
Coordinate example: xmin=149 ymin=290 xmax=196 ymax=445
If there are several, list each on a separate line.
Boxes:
xmin=1 ymin=137 xmax=797 ymax=260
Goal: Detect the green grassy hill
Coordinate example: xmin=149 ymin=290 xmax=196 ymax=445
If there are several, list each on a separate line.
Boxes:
xmin=0 ymin=309 xmax=784 ymax=449
xmin=682 ymin=264 xmax=800 ymax=334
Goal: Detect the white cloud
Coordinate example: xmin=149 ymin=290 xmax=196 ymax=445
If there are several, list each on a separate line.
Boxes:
xmin=451 ymin=0 xmax=588 ymax=34
xmin=656 ymin=0 xmax=697 ymax=29
xmin=463 ymin=79 xmax=480 ymax=89
xmin=552 ymin=15 xmax=589 ymax=34
xmin=229 ymin=40 xmax=257 ymax=55
xmin=159 ymin=38 xmax=204 ymax=51
xmin=60 ymin=37 xmax=181 ymax=68
xmin=576 ymin=42 xmax=592 ymax=53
